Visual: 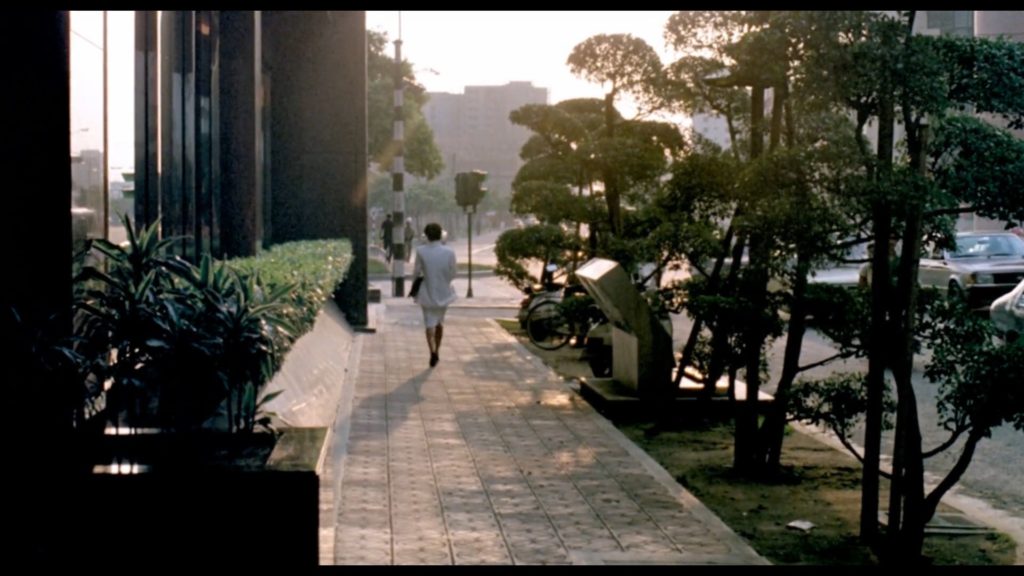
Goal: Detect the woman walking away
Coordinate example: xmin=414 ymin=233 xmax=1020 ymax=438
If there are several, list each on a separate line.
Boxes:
xmin=412 ymin=223 xmax=457 ymax=367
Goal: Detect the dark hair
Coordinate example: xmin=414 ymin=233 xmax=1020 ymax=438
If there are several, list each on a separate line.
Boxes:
xmin=424 ymin=223 xmax=442 ymax=241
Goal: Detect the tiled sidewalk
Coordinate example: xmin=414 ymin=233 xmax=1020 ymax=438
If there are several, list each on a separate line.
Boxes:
xmin=331 ymin=299 xmax=767 ymax=565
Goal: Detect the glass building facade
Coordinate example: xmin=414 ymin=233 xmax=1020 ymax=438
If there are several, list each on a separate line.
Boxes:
xmin=131 ymin=11 xmax=369 ymax=320
xmin=4 ymin=12 xmax=368 ymax=563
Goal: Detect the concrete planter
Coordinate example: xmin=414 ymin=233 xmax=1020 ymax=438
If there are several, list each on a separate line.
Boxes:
xmin=68 ymin=426 xmax=328 ymax=567
xmin=59 ymin=300 xmax=356 ymax=566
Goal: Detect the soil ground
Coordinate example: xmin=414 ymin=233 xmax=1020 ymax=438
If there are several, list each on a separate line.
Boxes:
xmin=496 ymin=319 xmax=1017 ymax=566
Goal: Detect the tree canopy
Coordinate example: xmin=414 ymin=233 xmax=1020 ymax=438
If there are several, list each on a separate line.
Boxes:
xmin=367 ymin=30 xmax=444 ymax=180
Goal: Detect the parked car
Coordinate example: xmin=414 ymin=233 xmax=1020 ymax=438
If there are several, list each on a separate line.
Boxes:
xmin=990 ymin=279 xmax=1024 ymax=343
xmin=918 ymin=232 xmax=1024 ymax=311
xmin=857 ymin=232 xmax=1024 ymax=311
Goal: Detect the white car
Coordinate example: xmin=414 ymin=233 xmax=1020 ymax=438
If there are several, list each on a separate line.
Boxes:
xmin=990 ymin=279 xmax=1024 ymax=343
xmin=918 ymin=232 xmax=1024 ymax=311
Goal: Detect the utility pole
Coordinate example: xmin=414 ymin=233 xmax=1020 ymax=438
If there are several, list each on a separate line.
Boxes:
xmin=391 ymin=27 xmax=405 ymax=296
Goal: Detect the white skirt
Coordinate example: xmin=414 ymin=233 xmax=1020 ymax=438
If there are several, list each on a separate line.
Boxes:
xmin=420 ymin=305 xmax=449 ymax=328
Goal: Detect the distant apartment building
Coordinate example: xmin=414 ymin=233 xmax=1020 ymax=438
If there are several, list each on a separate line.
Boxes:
xmin=689 ymin=113 xmax=732 ymax=151
xmin=916 ymin=11 xmax=1023 ymax=231
xmin=423 ymin=81 xmax=548 ymax=201
xmin=70 ymin=148 xmax=105 ymax=240
xmin=690 ymin=89 xmax=777 ymax=151
xmin=71 ymin=148 xmax=103 ymax=200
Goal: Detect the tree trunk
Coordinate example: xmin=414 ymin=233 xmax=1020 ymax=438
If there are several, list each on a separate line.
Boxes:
xmin=757 ymin=75 xmax=799 ymax=471
xmin=886 ymin=366 xmax=926 ymax=563
xmin=673 ymin=223 xmax=736 ymax=388
xmin=769 ymin=82 xmax=786 ymax=152
xmin=885 ymin=117 xmax=930 ymax=564
xmin=702 ymin=232 xmax=748 ymax=399
xmin=603 ymin=92 xmax=621 ymax=236
xmin=861 ymin=89 xmax=895 ymax=545
xmin=733 ymin=84 xmax=766 ymax=475
xmin=759 ymin=251 xmax=810 ymax=469
xmin=750 ymin=85 xmax=765 ymax=159
xmin=735 ymin=233 xmax=770 ymax=474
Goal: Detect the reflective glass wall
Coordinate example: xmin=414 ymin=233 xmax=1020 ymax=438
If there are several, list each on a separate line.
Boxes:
xmin=69 ymin=11 xmax=105 ymax=253
xmin=69 ymin=11 xmax=135 ymax=252
xmin=137 ymin=10 xmax=224 ymax=261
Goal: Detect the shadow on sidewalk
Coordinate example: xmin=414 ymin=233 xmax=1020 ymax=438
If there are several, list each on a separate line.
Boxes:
xmin=350 ymin=368 xmax=431 ymax=442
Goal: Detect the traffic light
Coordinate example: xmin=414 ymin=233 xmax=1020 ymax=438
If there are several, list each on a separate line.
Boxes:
xmin=455 ymin=170 xmax=487 ymax=208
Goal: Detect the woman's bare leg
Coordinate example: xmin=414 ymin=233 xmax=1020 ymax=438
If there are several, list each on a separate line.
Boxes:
xmin=425 ymin=328 xmax=437 ymax=353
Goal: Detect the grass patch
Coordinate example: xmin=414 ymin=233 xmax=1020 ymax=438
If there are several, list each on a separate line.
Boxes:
xmin=496 ymin=320 xmax=1018 ymax=566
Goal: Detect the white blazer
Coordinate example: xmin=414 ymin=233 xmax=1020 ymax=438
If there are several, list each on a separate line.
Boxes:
xmin=413 ymin=241 xmax=457 ymax=307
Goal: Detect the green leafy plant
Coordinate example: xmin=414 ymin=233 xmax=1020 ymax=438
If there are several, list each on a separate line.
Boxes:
xmin=68 ymin=214 xmax=352 ymax=436
xmin=166 ymin=253 xmax=296 ymax=433
xmin=73 ymin=215 xmax=189 ymax=430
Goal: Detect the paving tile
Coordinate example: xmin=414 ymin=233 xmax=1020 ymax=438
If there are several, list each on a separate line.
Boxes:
xmin=326 ymin=305 xmax=767 ymax=566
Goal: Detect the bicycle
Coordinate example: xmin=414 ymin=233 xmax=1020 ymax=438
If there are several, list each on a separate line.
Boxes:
xmin=526 ymin=290 xmax=606 ymax=351
xmin=517 ymin=262 xmax=565 ymax=329
xmin=525 ymin=299 xmax=573 ymax=350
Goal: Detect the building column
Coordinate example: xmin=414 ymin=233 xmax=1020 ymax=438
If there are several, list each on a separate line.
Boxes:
xmin=263 ymin=11 xmax=367 ymax=325
xmin=219 ymin=10 xmax=262 ymax=257
xmin=135 ymin=11 xmax=160 ymax=230
xmin=2 ymin=10 xmax=74 ymax=562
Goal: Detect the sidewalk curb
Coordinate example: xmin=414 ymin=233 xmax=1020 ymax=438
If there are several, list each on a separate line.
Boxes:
xmin=493 ymin=319 xmax=770 ymax=565
xmin=792 ymin=420 xmax=1024 ymax=565
xmin=368 ymin=270 xmax=498 ymax=281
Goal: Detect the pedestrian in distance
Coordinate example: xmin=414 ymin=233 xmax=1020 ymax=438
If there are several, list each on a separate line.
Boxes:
xmin=412 ymin=222 xmax=457 ymax=367
xmin=404 ymin=218 xmax=416 ymax=263
xmin=380 ymin=213 xmax=394 ymax=262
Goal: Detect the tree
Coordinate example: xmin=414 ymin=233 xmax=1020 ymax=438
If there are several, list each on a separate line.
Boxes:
xmin=502 ymin=95 xmax=683 ymax=284
xmin=662 ymin=12 xmax=759 ymax=407
xmin=661 ymin=12 xmax=859 ymax=472
xmin=367 ymin=30 xmax=443 ymax=180
xmin=568 ymin=33 xmax=665 ymax=235
xmin=494 ymin=224 xmax=578 ymax=291
xmin=880 ymin=30 xmax=1024 ymax=560
xmin=368 ymin=171 xmax=455 ymax=226
xmin=657 ymin=10 xmax=1023 ymax=562
xmin=804 ymin=10 xmax=1024 ymax=560
xmin=507 ymin=98 xmax=606 ymax=270
xmin=813 ymin=11 xmax=907 ymax=544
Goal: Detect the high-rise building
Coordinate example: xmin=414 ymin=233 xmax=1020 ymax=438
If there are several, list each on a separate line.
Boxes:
xmin=423 ymin=81 xmax=547 ymax=202
xmin=689 ymin=113 xmax=732 ymax=151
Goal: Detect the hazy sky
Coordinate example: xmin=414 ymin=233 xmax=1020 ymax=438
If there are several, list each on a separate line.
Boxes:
xmin=75 ymin=11 xmax=681 ymax=177
xmin=366 ymin=11 xmax=677 ymax=113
